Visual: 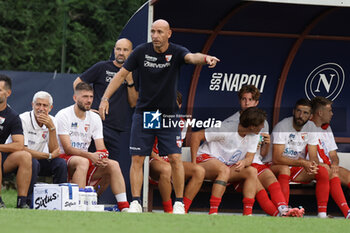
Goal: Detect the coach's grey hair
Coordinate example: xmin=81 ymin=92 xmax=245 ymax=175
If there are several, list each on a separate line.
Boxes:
xmin=32 ymin=91 xmax=53 ymax=106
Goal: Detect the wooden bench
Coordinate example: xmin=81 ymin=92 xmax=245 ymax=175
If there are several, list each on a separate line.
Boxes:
xmin=147 ymin=148 xmax=350 ymax=214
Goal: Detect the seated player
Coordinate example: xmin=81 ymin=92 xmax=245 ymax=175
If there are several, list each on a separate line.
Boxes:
xmin=225 ymin=85 xmax=303 ymax=216
xmin=310 ymin=96 xmax=350 ymax=219
xmin=268 ymin=99 xmax=331 ymax=218
xmin=56 ymin=82 xmax=129 ymax=211
xmin=191 ymin=107 xmax=265 ymax=215
xmin=0 ymin=74 xmax=32 ymax=208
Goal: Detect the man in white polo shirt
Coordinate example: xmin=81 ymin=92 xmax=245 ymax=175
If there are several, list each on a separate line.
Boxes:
xmin=310 ymin=96 xmax=350 ymax=219
xmin=268 ymin=98 xmax=330 ymax=218
xmin=191 ymin=107 xmax=265 ymax=215
xmin=225 ymin=85 xmax=303 ymax=217
xmin=56 ymin=82 xmax=129 ymax=211
xmin=20 ymin=91 xmax=67 ymax=188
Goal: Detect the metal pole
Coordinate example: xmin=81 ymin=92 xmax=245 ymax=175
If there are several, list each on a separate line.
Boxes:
xmin=142 ymin=0 xmax=154 ymax=212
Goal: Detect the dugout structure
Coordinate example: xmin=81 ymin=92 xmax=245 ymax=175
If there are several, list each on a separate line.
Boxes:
xmin=117 ymin=0 xmax=350 ymax=211
xmin=2 ymin=0 xmax=350 ymax=208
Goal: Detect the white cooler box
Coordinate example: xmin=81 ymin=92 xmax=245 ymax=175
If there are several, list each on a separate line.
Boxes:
xmin=33 ymin=183 xmax=79 ymax=210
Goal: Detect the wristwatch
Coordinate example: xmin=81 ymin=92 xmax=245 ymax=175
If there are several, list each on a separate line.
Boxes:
xmin=127 ymin=82 xmax=135 ymax=88
xmin=48 ymin=153 xmax=52 ymax=161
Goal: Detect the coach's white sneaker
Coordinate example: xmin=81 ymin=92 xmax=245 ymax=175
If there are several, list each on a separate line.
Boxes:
xmin=317 ymin=212 xmax=333 ymax=218
xmin=173 ymin=201 xmax=185 ymax=214
xmin=127 ymin=201 xmax=142 ymax=213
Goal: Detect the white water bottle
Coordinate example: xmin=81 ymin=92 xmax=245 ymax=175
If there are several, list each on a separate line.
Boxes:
xmin=91 ymin=190 xmax=97 ymax=206
xmin=78 ymin=188 xmax=87 ymax=211
xmin=85 ymin=186 xmax=97 ymax=210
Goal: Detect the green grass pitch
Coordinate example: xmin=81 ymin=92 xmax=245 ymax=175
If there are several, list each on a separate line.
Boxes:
xmin=0 ymin=209 xmax=349 ymax=233
xmin=1 ymin=189 xmax=349 ymax=233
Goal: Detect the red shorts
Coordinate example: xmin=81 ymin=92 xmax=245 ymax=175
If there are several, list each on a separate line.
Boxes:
xmin=149 ymin=156 xmax=170 ymax=185
xmin=59 ymin=154 xmax=101 ymax=186
xmin=251 ymin=163 xmax=271 ymax=176
xmin=231 ymin=181 xmax=244 ymax=192
xmin=289 ymin=166 xmax=310 ymax=184
xmin=196 ymin=154 xmax=237 ymax=168
xmin=197 ymin=154 xmax=243 ymax=190
xmin=196 ymin=154 xmax=216 ymax=164
xmin=149 ymin=156 xmax=170 ymax=164
xmin=233 ymin=164 xmax=271 ymax=191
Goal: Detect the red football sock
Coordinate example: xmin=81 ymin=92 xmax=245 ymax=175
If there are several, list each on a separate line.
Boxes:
xmin=315 ymin=166 xmax=329 ymax=213
xmin=347 ymin=182 xmax=350 ymax=189
xmin=330 ymin=177 xmax=350 ymax=217
xmin=183 ymin=197 xmax=192 ymax=213
xmin=117 ymin=201 xmax=130 ymax=211
xmin=209 ymin=195 xmax=221 ymax=214
xmin=256 ymin=189 xmax=279 ymax=216
xmin=278 ymin=174 xmax=290 ymax=204
xmin=242 ymin=197 xmax=255 ymax=216
xmin=162 ymin=199 xmax=173 ymax=213
xmin=268 ymin=182 xmax=287 ymax=208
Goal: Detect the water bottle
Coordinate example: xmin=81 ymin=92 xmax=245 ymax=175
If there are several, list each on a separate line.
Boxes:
xmin=92 ymin=190 xmax=98 ymax=206
xmin=78 ymin=188 xmax=87 ymax=211
xmin=85 ymin=187 xmax=92 ymax=204
xmin=85 ymin=186 xmax=97 ymax=211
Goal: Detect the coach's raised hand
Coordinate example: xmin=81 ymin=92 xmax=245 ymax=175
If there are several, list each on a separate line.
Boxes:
xmin=204 ymin=55 xmax=220 ymax=68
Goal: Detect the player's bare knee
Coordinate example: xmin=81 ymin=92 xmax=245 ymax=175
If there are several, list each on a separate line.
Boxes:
xmin=168 ymin=154 xmax=181 ymax=164
xmin=159 ymin=169 xmax=171 ymax=182
xmin=20 ymin=151 xmax=32 ymax=167
xmin=193 ymin=165 xmax=205 ymax=180
xmin=246 ymin=166 xmax=258 ymax=178
xmin=160 ymin=164 xmax=172 ymax=177
xmin=218 ymin=165 xmax=230 ymax=179
xmin=169 ymin=159 xmax=183 ymax=171
xmin=75 ymin=157 xmax=89 ymax=172
xmin=107 ymin=159 xmax=121 ymax=174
